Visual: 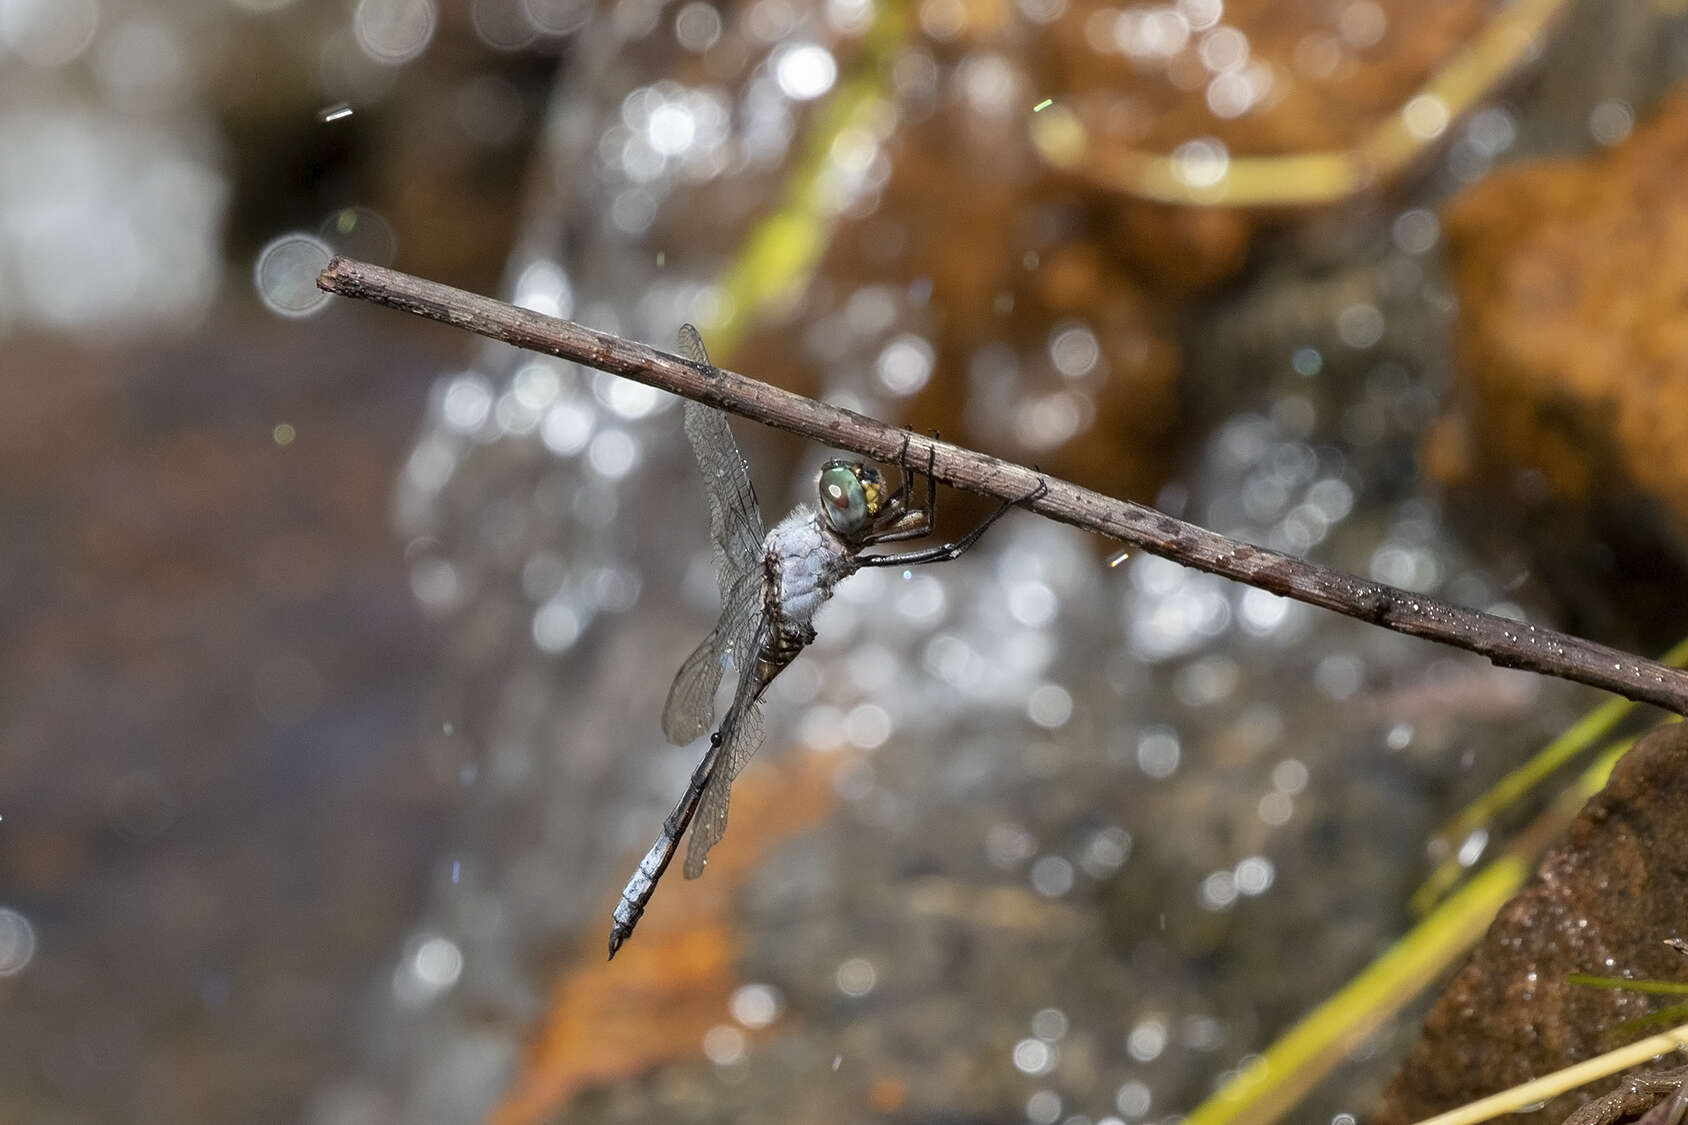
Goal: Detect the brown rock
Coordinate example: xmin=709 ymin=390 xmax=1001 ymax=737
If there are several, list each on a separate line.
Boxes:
xmin=1374 ymin=722 xmax=1688 ymax=1125
xmin=489 ymin=751 xmax=839 ymax=1125
xmin=0 ymin=304 xmax=450 ymax=1125
xmin=723 ymin=2 xmax=1527 ymax=499
xmin=1441 ymin=81 xmax=1688 ymax=549
xmin=732 ymin=84 xmax=1186 ymax=503
xmin=1038 ymin=0 xmax=1496 ymax=156
xmin=1034 ymin=0 xmax=1498 ymax=273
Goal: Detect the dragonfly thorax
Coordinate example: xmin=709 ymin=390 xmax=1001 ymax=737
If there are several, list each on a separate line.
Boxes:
xmin=764 ymin=505 xmax=859 ymax=633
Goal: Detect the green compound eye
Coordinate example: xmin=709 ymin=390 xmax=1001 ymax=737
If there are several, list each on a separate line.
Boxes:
xmin=818 ymin=462 xmax=870 ymax=536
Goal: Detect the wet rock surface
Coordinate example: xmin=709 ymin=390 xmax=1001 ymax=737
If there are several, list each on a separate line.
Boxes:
xmin=801 ymin=108 xmax=1186 ymax=503
xmin=1041 ymin=0 xmax=1495 ymax=155
xmin=1438 ymin=80 xmax=1688 ymax=618
xmin=1374 ymin=722 xmax=1688 ymax=1125
xmin=0 ymin=5 xmax=561 ymax=1119
xmin=0 ymin=304 xmax=454 ymax=1124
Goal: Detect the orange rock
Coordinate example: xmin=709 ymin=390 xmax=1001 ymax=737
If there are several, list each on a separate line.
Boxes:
xmin=866 ymin=1075 xmax=910 ymax=1115
xmin=1041 ymin=0 xmax=1495 ymax=152
xmin=489 ymin=749 xmax=841 ymax=1125
xmin=1441 ymin=81 xmax=1688 ymax=540
xmin=737 ymin=93 xmax=1188 ymax=505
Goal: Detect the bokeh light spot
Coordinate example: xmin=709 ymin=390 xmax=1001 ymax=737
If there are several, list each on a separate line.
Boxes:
xmin=254 ymin=234 xmax=333 ymax=318
xmin=773 ymin=42 xmax=837 ymax=100
xmin=0 ymin=908 xmax=37 ymax=976
xmin=354 ymin=0 xmax=436 ymax=64
xmin=1 ymin=0 xmax=100 ymax=68
xmin=836 ymin=956 xmax=877 ymax=996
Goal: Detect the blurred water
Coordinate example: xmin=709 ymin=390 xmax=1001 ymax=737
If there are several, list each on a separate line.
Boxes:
xmin=0 ymin=5 xmax=227 ymax=334
xmin=4 ymin=1 xmax=1686 ymax=1123
xmin=302 ymin=4 xmax=1680 ymax=1123
xmin=340 ymin=335 xmax=1570 ymax=1122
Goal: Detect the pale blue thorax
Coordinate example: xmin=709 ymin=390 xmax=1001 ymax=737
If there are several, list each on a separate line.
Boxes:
xmin=763 ymin=503 xmax=859 ymax=628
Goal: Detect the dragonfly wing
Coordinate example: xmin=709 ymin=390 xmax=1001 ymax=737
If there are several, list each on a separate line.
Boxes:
xmin=677 ymin=326 xmax=765 ymax=591
xmin=720 ymin=672 xmax=769 ymax=783
xmin=675 ymin=322 xmax=711 ymax=367
xmin=684 ymin=697 xmax=765 ymax=879
xmin=661 ymin=569 xmax=762 ymax=745
xmin=661 ymin=622 xmax=725 ymax=745
xmin=669 ymin=324 xmax=773 ymax=877
xmin=686 ymin=399 xmax=766 ymax=599
xmin=683 ymin=617 xmax=769 ymax=879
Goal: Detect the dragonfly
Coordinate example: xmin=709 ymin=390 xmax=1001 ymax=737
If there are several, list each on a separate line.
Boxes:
xmin=607 ymin=324 xmax=1044 ymax=958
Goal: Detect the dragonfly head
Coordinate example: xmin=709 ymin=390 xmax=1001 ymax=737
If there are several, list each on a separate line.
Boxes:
xmin=818 ymin=459 xmax=893 ymax=539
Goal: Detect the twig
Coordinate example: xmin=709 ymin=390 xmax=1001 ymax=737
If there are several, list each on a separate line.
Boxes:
xmin=317 ymin=256 xmax=1688 ymax=716
xmin=1560 ymin=1065 xmax=1688 ymax=1125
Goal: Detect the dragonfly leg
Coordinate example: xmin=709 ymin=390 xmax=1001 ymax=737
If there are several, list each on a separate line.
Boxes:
xmin=864 ymin=436 xmax=938 ymax=545
xmin=884 ymin=431 xmax=915 ymax=508
xmin=859 ymin=475 xmax=1046 ymax=567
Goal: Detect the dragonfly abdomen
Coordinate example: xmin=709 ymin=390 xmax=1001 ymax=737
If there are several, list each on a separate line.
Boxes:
xmin=756 ymin=620 xmax=814 ymax=685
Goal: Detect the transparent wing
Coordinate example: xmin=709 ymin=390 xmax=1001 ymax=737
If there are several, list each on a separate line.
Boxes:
xmin=664 ymin=323 xmax=766 ymax=745
xmin=670 ymin=324 xmax=773 ymax=874
xmin=683 ymin=620 xmax=769 ymax=879
xmin=661 ymin=569 xmax=763 ymax=745
xmin=684 ymin=701 xmax=765 ymax=879
xmin=677 ymin=325 xmax=765 ymax=599
xmin=662 ymin=622 xmax=726 ymax=746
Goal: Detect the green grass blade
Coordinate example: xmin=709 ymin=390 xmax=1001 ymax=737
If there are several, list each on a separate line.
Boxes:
xmin=1182 ymin=854 xmax=1531 ymax=1125
xmin=1568 ymin=974 xmax=1688 ymax=996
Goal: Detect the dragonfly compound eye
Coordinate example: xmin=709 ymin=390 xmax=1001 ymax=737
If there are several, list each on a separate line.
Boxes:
xmin=818 ymin=461 xmax=871 ymax=536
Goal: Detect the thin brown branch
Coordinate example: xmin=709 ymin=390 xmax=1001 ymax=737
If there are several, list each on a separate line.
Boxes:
xmin=317 ymin=256 xmax=1688 ymax=716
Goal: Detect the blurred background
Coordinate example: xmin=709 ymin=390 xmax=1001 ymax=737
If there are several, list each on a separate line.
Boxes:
xmin=5 ymin=0 xmax=1688 ymax=1123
